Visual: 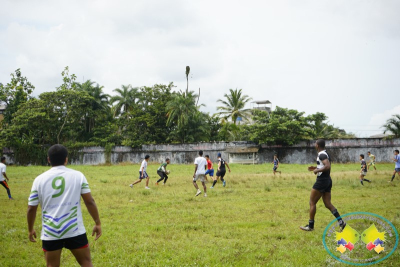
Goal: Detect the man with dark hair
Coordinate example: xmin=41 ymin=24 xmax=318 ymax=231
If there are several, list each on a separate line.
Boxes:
xmin=300 ymin=139 xmax=346 ymax=232
xmin=193 ymin=151 xmax=207 ymax=197
xmin=205 ymin=155 xmax=214 ymax=183
xmin=130 ymin=155 xmax=151 ymax=189
xmin=273 ymin=154 xmax=281 ymax=175
xmin=156 ymin=158 xmax=170 ymax=185
xmin=0 ymin=156 xmax=13 ymax=200
xmin=359 ymin=154 xmax=371 ymax=185
xmin=389 ymin=150 xmax=400 ymax=183
xmin=367 ymin=151 xmax=377 ymax=171
xmin=27 ymin=144 xmax=102 ymax=267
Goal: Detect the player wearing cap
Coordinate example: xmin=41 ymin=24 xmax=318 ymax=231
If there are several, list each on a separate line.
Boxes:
xmin=211 ymin=153 xmax=231 ymax=188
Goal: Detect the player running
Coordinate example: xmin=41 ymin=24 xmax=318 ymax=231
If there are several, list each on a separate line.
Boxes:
xmin=389 ymin=149 xmax=400 ymax=183
xmin=130 ymin=155 xmax=151 ymax=189
xmin=300 ymin=139 xmax=346 ymax=232
xmin=156 ymin=158 xmax=170 ymax=185
xmin=359 ymin=154 xmax=371 ymax=185
xmin=367 ymin=151 xmax=377 ymax=171
xmin=0 ymin=157 xmax=13 ymax=200
xmin=27 ymin=145 xmax=102 ymax=267
xmin=273 ymin=154 xmax=281 ymax=175
xmin=205 ymin=155 xmax=214 ymax=185
xmin=193 ymin=150 xmax=207 ymax=197
xmin=212 ymin=153 xmax=231 ymax=188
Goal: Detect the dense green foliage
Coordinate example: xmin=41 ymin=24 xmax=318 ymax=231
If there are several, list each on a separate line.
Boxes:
xmin=383 ymin=114 xmax=400 ymax=138
xmin=1 ymin=67 xmax=356 ymax=163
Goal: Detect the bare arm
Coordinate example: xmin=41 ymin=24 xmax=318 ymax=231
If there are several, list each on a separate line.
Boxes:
xmin=81 ymin=193 xmax=102 ymax=241
xmin=2 ymin=172 xmax=8 ymax=181
xmin=225 ymin=162 xmax=231 ymax=172
xmin=27 ymin=205 xmax=38 ymax=242
xmin=313 ymin=159 xmax=330 ymax=174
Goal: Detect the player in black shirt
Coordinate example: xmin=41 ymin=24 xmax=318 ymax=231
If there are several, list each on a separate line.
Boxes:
xmin=300 ymin=139 xmax=346 ymax=232
xmin=359 ymin=154 xmax=371 ymax=185
xmin=211 ymin=153 xmax=231 ymax=188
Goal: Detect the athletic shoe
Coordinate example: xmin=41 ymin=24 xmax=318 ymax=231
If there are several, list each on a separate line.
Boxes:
xmin=300 ymin=225 xmax=314 ymax=231
xmin=195 ymin=190 xmax=201 ymax=197
xmin=145 ymin=187 xmax=151 ymax=190
xmin=339 ymin=222 xmax=346 ymax=232
xmin=223 ymin=180 xmax=226 ymax=187
xmin=204 ymin=193 xmax=207 ymax=197
xmin=155 ymin=182 xmax=159 ymax=185
xmin=129 ymin=184 xmax=133 ymax=188
xmin=210 ymin=186 xmax=214 ymax=189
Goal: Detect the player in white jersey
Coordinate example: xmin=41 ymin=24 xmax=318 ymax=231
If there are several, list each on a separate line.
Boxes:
xmin=27 ymin=145 xmax=102 ymax=267
xmin=193 ymin=150 xmax=207 ymax=197
xmin=300 ymin=140 xmax=346 ymax=232
xmin=0 ymin=157 xmax=13 ymax=200
xmin=130 ymin=155 xmax=151 ymax=189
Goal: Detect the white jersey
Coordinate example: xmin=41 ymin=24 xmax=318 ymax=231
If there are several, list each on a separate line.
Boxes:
xmin=28 ymin=166 xmax=91 ymax=240
xmin=0 ymin=163 xmax=6 ymax=182
xmin=194 ymin=157 xmax=207 ymax=175
xmin=316 ymin=150 xmax=330 ymax=178
xmin=139 ymin=160 xmax=148 ymax=172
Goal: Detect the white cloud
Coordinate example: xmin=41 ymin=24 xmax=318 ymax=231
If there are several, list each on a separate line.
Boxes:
xmin=0 ymin=0 xmax=399 ymax=137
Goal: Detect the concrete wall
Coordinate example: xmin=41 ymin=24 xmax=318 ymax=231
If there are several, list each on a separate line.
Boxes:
xmin=2 ymin=139 xmax=400 ymax=165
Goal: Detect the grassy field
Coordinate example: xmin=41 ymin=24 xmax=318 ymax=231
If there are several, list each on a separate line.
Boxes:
xmin=1 ymin=162 xmax=399 ymax=266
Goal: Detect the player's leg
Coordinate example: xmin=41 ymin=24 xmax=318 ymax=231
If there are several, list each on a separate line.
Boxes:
xmin=156 ymin=171 xmax=164 ymax=184
xmin=162 ymin=173 xmax=168 ymax=184
xmin=220 ymin=172 xmax=226 ymax=187
xmin=202 ymin=180 xmax=207 ymax=196
xmin=211 ymin=176 xmax=218 ymax=188
xmin=193 ymin=176 xmax=202 ymax=196
xmin=362 ymin=173 xmax=371 ymax=183
xmin=300 ymin=189 xmax=322 ymax=231
xmin=322 ymin=192 xmax=346 ymax=229
xmin=70 ymin=247 xmax=92 ymax=267
xmin=0 ymin=181 xmax=12 ymax=199
xmin=373 ymin=163 xmax=376 ymax=170
xmin=145 ymin=176 xmax=150 ymax=188
xmin=359 ymin=174 xmax=364 ymax=185
xmin=44 ymin=249 xmax=62 ymax=267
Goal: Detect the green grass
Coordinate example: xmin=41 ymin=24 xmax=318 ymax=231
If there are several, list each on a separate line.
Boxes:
xmin=1 ymin=163 xmax=399 ymax=266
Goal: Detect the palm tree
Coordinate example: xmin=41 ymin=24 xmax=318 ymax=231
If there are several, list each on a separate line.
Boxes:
xmin=166 ymin=91 xmax=198 ymax=128
xmin=110 ymin=85 xmax=139 ymax=117
xmin=217 ymin=89 xmax=252 ymax=124
xmin=76 ymin=80 xmax=111 ymax=133
xmin=383 ymin=114 xmax=400 ymax=138
xmin=166 ymin=91 xmax=200 ymax=143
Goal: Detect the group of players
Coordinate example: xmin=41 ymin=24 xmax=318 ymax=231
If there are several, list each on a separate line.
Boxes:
xmin=128 ymin=151 xmax=231 ymax=197
xmin=0 ymin=143 xmax=399 ymax=266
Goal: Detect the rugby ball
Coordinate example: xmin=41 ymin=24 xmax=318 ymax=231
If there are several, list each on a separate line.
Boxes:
xmin=166 ymin=170 xmax=171 ymax=174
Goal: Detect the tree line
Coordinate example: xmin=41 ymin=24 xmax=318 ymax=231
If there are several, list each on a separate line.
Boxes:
xmin=0 ymin=67 xmax=370 ymax=163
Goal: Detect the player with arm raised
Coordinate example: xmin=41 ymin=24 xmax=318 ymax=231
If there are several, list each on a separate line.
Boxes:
xmin=300 ymin=139 xmax=346 ymax=232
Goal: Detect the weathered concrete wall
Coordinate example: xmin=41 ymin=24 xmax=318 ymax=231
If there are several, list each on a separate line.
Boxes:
xmin=258 ymin=139 xmax=400 ymax=164
xmin=2 ymin=139 xmax=400 ymax=165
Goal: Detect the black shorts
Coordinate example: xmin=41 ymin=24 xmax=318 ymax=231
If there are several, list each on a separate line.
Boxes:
xmin=42 ymin=233 xmax=88 ymax=252
xmin=273 ymin=166 xmax=278 ymax=171
xmin=216 ymin=170 xmax=226 ymax=178
xmin=312 ymin=178 xmax=332 ymax=193
xmin=157 ymin=171 xmax=168 ymax=179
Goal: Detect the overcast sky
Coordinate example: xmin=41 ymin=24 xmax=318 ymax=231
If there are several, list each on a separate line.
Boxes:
xmin=1 ymin=0 xmax=399 ymax=137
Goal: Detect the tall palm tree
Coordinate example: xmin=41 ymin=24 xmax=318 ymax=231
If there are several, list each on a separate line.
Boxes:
xmin=217 ymin=88 xmax=252 ymax=124
xmin=166 ymin=90 xmax=198 ymax=128
xmin=383 ymin=114 xmax=400 ymax=138
xmin=110 ymin=85 xmax=139 ymax=117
